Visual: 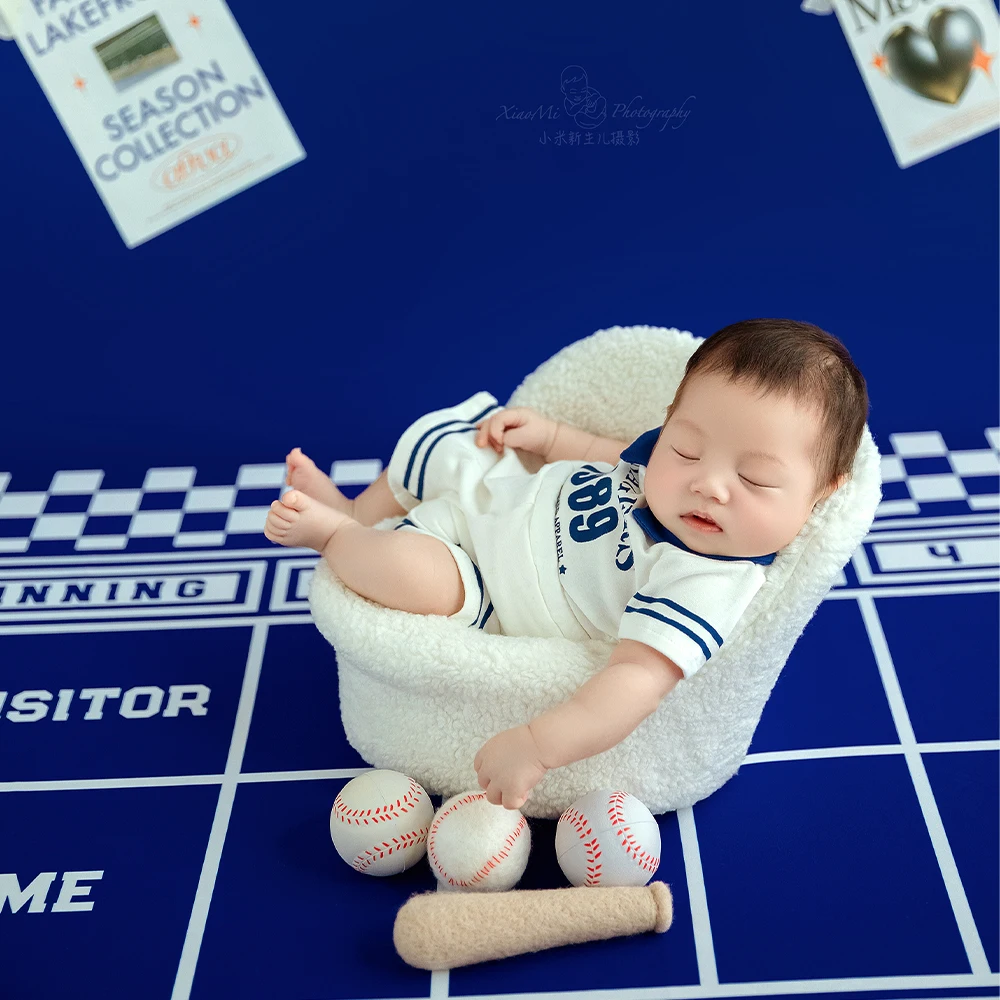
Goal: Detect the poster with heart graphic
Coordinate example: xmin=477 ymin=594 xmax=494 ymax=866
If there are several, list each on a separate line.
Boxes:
xmin=0 ymin=0 xmax=305 ymax=247
xmin=830 ymin=0 xmax=999 ymax=167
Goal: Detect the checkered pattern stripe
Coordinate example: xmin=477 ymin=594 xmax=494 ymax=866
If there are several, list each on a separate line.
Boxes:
xmin=0 ymin=427 xmax=996 ymax=556
xmin=877 ymin=427 xmax=1000 ymax=518
xmin=0 ymin=459 xmax=382 ymax=556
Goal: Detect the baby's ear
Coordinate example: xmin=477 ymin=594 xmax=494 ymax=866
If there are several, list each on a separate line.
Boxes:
xmin=816 ymin=472 xmax=848 ymax=504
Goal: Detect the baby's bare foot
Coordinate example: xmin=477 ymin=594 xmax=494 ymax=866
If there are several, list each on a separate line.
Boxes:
xmin=285 ymin=447 xmax=354 ymax=515
xmin=264 ymin=490 xmax=348 ymax=552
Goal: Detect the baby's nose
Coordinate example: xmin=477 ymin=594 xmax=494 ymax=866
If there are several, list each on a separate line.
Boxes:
xmin=692 ymin=474 xmax=729 ymax=503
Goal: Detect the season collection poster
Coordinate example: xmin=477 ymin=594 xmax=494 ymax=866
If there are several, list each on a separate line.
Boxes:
xmin=0 ymin=0 xmax=305 ymax=246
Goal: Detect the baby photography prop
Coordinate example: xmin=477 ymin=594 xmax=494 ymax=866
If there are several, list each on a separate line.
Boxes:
xmin=329 ymin=770 xmax=434 ymax=876
xmin=0 ymin=0 xmax=305 ymax=246
xmin=426 ymin=791 xmax=531 ymax=892
xmin=393 ymin=881 xmax=674 ymax=970
xmin=309 ymin=325 xmax=882 ymax=818
xmin=802 ymin=0 xmax=999 ymax=169
xmin=555 ymin=789 xmax=661 ymax=888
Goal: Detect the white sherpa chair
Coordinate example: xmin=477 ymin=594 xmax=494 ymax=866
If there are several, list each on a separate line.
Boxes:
xmin=309 ymin=325 xmax=882 ymax=819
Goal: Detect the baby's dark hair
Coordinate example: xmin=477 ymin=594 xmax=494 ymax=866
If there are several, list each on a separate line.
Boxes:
xmin=666 ymin=318 xmax=869 ymax=495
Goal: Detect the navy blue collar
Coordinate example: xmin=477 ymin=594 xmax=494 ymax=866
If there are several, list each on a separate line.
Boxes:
xmin=620 ymin=428 xmax=778 ymax=566
xmin=620 ymin=427 xmax=660 ymax=466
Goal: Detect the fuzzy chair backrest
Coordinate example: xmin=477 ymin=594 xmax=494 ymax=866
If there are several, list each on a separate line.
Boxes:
xmin=508 ymin=325 xmax=883 ymax=784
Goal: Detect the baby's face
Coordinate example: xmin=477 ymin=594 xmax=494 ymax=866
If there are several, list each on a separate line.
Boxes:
xmin=643 ymin=372 xmax=836 ymax=559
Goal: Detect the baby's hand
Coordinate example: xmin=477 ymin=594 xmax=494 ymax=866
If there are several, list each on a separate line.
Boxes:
xmin=473 ymin=724 xmax=550 ymax=810
xmin=474 ymin=407 xmax=557 ymax=458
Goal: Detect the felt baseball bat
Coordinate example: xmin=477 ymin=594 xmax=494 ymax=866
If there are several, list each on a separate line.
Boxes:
xmin=393 ymin=882 xmax=673 ymax=970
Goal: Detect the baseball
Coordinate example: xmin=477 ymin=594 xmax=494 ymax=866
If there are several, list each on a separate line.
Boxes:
xmin=427 ymin=791 xmax=531 ymax=892
xmin=329 ymin=770 xmax=434 ymax=876
xmin=556 ymin=789 xmax=661 ymax=888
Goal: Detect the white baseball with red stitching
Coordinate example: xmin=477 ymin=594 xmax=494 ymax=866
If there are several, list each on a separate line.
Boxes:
xmin=427 ymin=791 xmax=531 ymax=892
xmin=555 ymin=789 xmax=661 ymax=888
xmin=329 ymin=770 xmax=434 ymax=876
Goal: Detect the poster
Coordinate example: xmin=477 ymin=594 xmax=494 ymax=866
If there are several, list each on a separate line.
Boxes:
xmin=0 ymin=0 xmax=305 ymax=247
xmin=817 ymin=0 xmax=999 ymax=168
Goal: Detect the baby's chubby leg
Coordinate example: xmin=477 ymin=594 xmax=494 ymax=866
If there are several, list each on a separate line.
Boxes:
xmin=264 ymin=491 xmax=464 ymax=617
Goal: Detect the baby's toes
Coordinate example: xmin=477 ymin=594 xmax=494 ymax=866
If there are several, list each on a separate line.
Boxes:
xmin=281 ymin=490 xmax=309 ymax=512
xmin=269 ymin=508 xmax=300 ymax=535
xmin=285 ymin=447 xmax=303 ymax=481
xmin=269 ymin=499 xmax=296 ymax=523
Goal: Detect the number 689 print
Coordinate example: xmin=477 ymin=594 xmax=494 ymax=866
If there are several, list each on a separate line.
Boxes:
xmin=567 ymin=465 xmax=620 ymax=543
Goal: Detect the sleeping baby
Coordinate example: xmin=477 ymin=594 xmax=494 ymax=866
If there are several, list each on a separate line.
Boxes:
xmin=264 ymin=318 xmax=869 ymax=809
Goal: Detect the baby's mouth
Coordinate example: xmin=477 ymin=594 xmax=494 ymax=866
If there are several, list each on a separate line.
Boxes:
xmin=681 ymin=511 xmax=723 ymax=533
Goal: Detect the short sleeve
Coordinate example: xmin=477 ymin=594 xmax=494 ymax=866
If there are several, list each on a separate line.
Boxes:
xmin=617 ymin=549 xmax=767 ymax=679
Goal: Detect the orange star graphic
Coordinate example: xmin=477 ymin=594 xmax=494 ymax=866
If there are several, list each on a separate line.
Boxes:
xmin=73 ymin=75 xmax=86 ymax=91
xmin=971 ymin=41 xmax=995 ymax=76
xmin=872 ymin=52 xmax=888 ymax=74
xmin=188 ymin=14 xmax=201 ymax=28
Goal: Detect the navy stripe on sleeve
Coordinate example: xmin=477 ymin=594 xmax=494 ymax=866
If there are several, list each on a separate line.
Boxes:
xmin=628 ymin=592 xmax=724 ymax=647
xmin=622 ymin=605 xmax=713 ymax=661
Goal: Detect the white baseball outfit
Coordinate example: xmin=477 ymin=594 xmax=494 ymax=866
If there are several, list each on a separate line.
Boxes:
xmin=385 ymin=392 xmax=776 ymax=678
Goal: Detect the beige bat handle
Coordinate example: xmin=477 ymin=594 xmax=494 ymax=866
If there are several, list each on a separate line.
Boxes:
xmin=393 ymin=882 xmax=673 ymax=970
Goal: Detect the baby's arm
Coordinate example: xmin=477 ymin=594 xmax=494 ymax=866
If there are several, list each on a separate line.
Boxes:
xmin=544 ymin=421 xmax=630 ymax=467
xmin=528 ymin=639 xmax=683 ymax=768
xmin=473 ymin=640 xmax=683 ymax=808
xmin=476 ymin=408 xmax=630 ymax=466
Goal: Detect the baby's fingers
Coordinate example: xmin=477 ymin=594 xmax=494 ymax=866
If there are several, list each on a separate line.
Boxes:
xmin=483 ymin=782 xmax=503 ymax=807
xmin=503 ymin=791 xmax=528 ymax=811
xmin=475 ymin=416 xmax=505 ymax=453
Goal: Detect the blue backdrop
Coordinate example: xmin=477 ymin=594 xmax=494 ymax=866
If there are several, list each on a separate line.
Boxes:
xmin=1 ymin=4 xmax=997 ymax=999
xmin=2 ymin=0 xmax=997 ymax=482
